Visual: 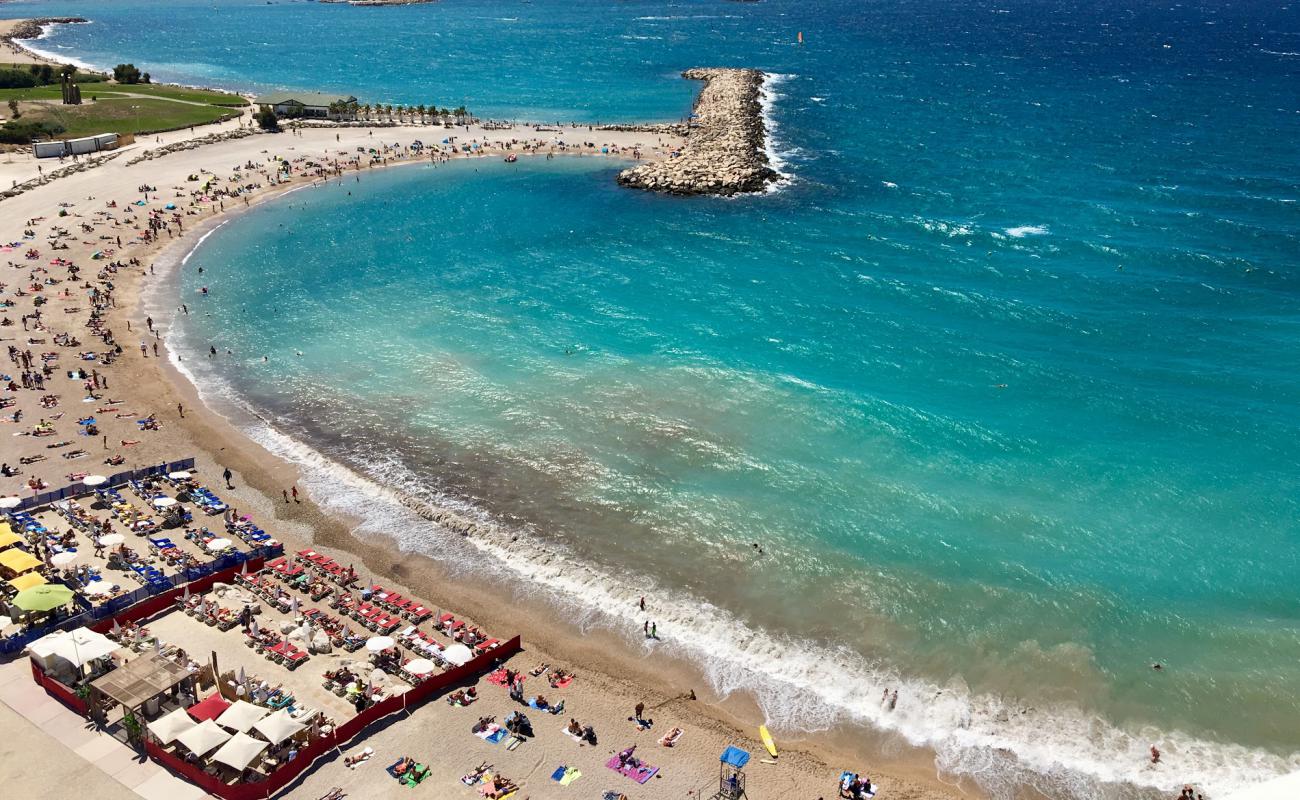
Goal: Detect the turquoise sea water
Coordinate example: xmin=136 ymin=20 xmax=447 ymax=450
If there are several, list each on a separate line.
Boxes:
xmin=20 ymin=0 xmax=1300 ymax=795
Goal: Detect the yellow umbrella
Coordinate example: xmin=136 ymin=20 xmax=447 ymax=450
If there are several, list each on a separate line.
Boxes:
xmin=0 ymin=530 xmax=22 ymax=550
xmin=0 ymin=548 xmax=41 ymax=573
xmin=8 ymin=572 xmax=47 ymax=592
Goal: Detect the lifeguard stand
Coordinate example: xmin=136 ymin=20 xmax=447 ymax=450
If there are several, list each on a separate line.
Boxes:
xmin=714 ymin=746 xmax=750 ymax=799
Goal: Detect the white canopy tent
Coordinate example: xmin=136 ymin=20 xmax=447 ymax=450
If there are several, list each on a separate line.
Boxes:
xmin=148 ymin=707 xmax=198 ymax=744
xmin=214 ymin=699 xmax=268 ymax=733
xmin=175 ymin=718 xmax=232 ymax=756
xmin=211 ymin=731 xmax=269 ymax=771
xmin=253 ymin=709 xmax=307 ymax=745
xmin=26 ymin=628 xmax=120 ymax=668
xmin=442 ymin=643 xmax=474 ymax=666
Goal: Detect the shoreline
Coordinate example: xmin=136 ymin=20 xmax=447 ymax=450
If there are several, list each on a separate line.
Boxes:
xmin=0 ymin=118 xmax=972 ymax=799
xmin=141 ymin=157 xmax=974 ymax=799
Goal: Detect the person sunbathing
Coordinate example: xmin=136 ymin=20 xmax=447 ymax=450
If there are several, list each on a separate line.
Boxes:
xmin=392 ymin=756 xmax=413 ymax=776
xmin=567 ymin=718 xmax=582 ymax=736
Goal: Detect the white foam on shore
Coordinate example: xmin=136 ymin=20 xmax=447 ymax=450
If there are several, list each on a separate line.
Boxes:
xmin=149 ymin=175 xmax=1300 ymax=800
xmin=757 ymin=72 xmax=796 ymax=192
xmin=15 ymin=21 xmax=101 ymax=72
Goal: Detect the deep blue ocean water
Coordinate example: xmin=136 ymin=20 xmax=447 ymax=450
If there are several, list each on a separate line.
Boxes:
xmin=18 ymin=0 xmax=1300 ymax=795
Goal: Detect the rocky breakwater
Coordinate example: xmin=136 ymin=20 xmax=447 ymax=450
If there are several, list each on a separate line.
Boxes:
xmin=2 ymin=17 xmax=89 ymax=45
xmin=125 ymin=128 xmax=265 ymax=166
xmin=617 ymin=68 xmax=778 ymax=197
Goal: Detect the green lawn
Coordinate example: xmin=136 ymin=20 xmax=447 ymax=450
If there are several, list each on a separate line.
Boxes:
xmin=23 ymin=97 xmax=237 ymax=138
xmin=0 ymin=83 xmax=246 ymax=106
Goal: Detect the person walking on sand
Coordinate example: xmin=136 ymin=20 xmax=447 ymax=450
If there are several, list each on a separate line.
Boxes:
xmin=634 ymin=702 xmax=644 ymax=722
xmin=283 ymin=489 xmax=290 ymax=503
xmin=643 ymin=620 xmax=649 ymax=638
xmin=291 ymin=485 xmax=299 ymax=503
xmin=639 ymin=596 xmax=645 ymax=611
xmin=223 ymin=467 xmax=233 ymax=488
xmin=650 ymin=622 xmax=657 ymax=639
xmin=177 ymin=402 xmax=184 ymax=418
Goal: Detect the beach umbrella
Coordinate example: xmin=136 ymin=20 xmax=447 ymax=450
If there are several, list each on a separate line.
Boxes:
xmin=249 ymin=617 xmax=259 ymax=636
xmin=206 ymin=538 xmax=233 ymax=552
xmin=240 ymin=560 xmax=249 ymax=575
xmin=82 ymin=581 xmax=113 ymax=597
xmin=289 ymin=596 xmax=298 ymax=616
xmin=237 ymin=666 xmax=246 ymax=687
xmin=0 ymin=615 xmax=9 ymax=629
xmin=442 ymin=643 xmax=474 ymax=666
xmin=0 ymin=496 xmax=22 ymax=509
xmin=182 ymin=583 xmax=191 ymax=600
xmin=110 ymin=619 xmax=121 ymax=637
xmin=152 ymin=497 xmax=178 ymax=508
xmin=12 ymin=583 xmax=75 ymax=612
xmin=99 ymin=533 xmax=124 ymax=546
xmin=82 ymin=475 xmax=108 ymax=487
xmin=365 ymin=636 xmax=395 ymax=652
xmin=405 ymin=658 xmax=436 ymax=676
xmin=50 ymin=551 xmax=79 ymax=567
xmin=168 ymin=471 xmax=191 ymax=480
xmin=369 ymin=668 xmax=387 ymax=685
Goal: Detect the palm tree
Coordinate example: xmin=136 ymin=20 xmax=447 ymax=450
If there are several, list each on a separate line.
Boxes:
xmin=384 ymin=104 xmax=393 ymax=120
xmin=416 ymin=104 xmax=426 ymax=122
xmin=362 ymin=103 xmax=371 ymax=120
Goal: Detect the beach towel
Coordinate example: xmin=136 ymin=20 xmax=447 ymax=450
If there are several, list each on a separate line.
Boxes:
xmin=550 ymin=766 xmax=567 ymax=782
xmin=475 ymin=725 xmax=507 ymax=744
xmin=605 ymin=756 xmax=658 ymax=784
xmin=559 ymin=769 xmax=583 ymax=786
xmin=486 ymin=668 xmax=511 ymax=686
xmin=552 ymin=676 xmax=574 ymax=689
xmin=560 ymin=725 xmax=583 ymax=743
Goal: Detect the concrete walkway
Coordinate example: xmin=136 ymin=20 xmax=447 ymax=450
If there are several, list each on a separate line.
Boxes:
xmin=0 ymin=658 xmax=209 ymax=800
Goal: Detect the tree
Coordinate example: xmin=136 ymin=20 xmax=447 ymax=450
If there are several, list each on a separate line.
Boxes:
xmin=254 ymin=105 xmax=280 ymax=131
xmin=6 ymin=99 xmax=18 ymax=119
xmin=362 ymin=103 xmax=371 ymax=119
xmin=113 ymin=63 xmax=143 ymax=84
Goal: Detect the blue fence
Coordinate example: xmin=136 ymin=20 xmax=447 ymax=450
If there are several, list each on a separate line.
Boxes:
xmin=15 ymin=458 xmax=198 ymax=512
xmin=0 ymin=544 xmax=281 ymax=656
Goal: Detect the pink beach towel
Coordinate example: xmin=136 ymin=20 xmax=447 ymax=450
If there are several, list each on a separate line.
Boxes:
xmin=605 ymin=756 xmax=658 ymax=784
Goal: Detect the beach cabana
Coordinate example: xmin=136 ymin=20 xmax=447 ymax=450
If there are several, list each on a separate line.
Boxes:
xmin=253 ymin=709 xmax=306 ymax=745
xmin=215 ymin=699 xmax=268 ymax=733
xmin=187 ymin=692 xmax=232 ymax=722
xmin=92 ymin=652 xmax=191 ymax=718
xmin=12 ymin=582 xmax=72 ymax=611
xmin=148 ymin=706 xmax=198 ymax=744
xmin=0 ymin=529 xmax=23 ymax=550
xmin=27 ymin=628 xmax=119 ymax=668
xmin=176 ymin=718 xmax=232 ymax=757
xmin=0 ymin=547 xmax=42 ymax=574
xmin=211 ymin=731 xmax=269 ymax=771
xmin=8 ymin=572 xmax=47 ymax=592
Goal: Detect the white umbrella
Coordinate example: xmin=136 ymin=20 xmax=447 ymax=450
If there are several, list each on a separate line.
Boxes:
xmin=214 ymin=699 xmax=268 ymax=733
xmin=404 ymin=658 xmax=436 ymax=676
xmin=0 ymin=615 xmax=10 ymax=629
xmin=369 ymin=668 xmax=388 ymax=685
xmin=82 ymin=581 xmax=113 ymax=596
xmin=206 ymin=538 xmax=233 ymax=552
xmin=175 ymin=719 xmax=231 ymax=757
xmin=50 ymin=551 xmax=79 ymax=566
xmin=182 ymin=583 xmax=191 ymax=600
xmin=148 ymin=707 xmax=198 ymax=744
xmin=152 ymin=497 xmax=178 ymax=508
xmin=249 ymin=617 xmax=259 ymax=636
xmin=237 ymin=666 xmax=246 ymax=686
xmin=365 ymin=636 xmax=395 ymax=652
xmin=240 ymin=559 xmax=249 ymax=575
xmin=289 ymin=596 xmax=299 ymax=616
xmin=99 ymin=533 xmax=125 ymax=546
xmin=253 ymin=709 xmax=306 ymax=745
xmin=0 ymin=497 xmax=22 ymax=509
xmin=442 ymin=643 xmax=474 ymax=666
xmin=211 ymin=731 xmax=268 ymax=771
xmin=82 ymin=475 xmax=108 ymax=487
xmin=168 ymin=471 xmax=192 ymax=480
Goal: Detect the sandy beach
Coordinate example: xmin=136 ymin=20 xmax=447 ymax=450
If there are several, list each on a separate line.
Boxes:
xmin=0 ymin=25 xmax=978 ymax=800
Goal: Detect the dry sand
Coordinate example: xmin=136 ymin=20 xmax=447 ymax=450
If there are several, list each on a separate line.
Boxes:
xmin=0 ymin=65 xmax=975 ymax=800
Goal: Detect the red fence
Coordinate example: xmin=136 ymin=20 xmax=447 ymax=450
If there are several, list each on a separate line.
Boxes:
xmin=142 ymin=634 xmax=522 ymax=800
xmin=87 ymin=552 xmax=274 ymax=635
xmin=29 ymin=658 xmax=89 ymax=715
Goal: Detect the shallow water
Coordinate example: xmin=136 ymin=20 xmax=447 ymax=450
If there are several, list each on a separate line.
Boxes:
xmin=31 ymin=0 xmax=1300 ymax=795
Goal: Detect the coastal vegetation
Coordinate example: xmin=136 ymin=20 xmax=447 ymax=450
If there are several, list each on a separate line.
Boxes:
xmin=0 ymin=62 xmax=247 ymax=143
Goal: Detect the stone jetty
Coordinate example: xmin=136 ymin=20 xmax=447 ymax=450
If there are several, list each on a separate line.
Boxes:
xmin=617 ymin=68 xmax=779 ymax=197
xmin=2 ymin=17 xmax=88 ymax=46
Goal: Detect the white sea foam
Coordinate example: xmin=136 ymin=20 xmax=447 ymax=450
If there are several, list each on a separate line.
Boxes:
xmin=758 ymin=72 xmax=795 ymax=192
xmin=17 ymin=22 xmax=100 ymax=72
xmin=1005 ymin=224 xmax=1049 ymax=238
xmin=149 ymin=172 xmax=1300 ymax=800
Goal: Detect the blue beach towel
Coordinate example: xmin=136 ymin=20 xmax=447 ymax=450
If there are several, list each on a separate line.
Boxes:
xmin=550 ymin=766 xmax=567 ymax=782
